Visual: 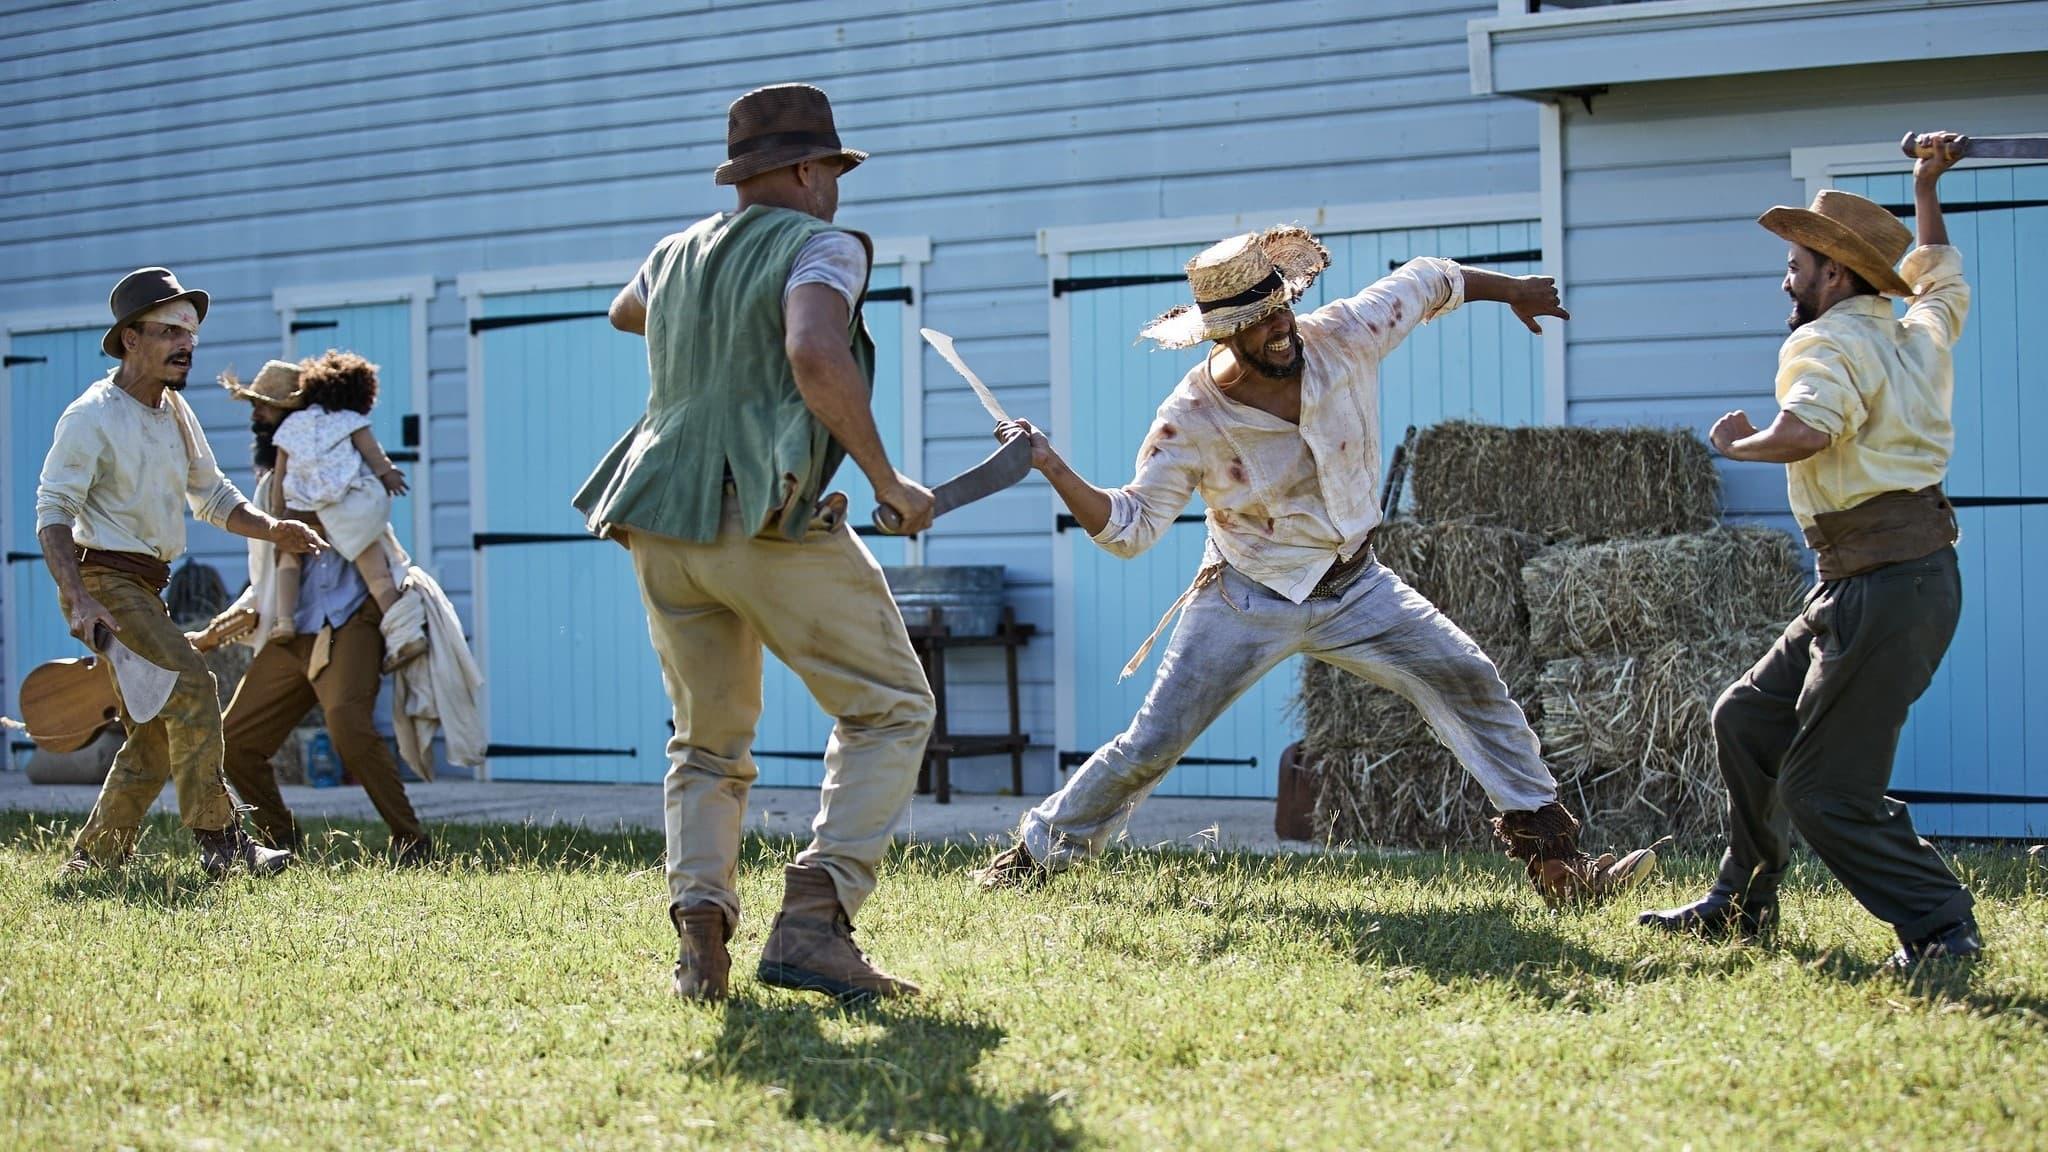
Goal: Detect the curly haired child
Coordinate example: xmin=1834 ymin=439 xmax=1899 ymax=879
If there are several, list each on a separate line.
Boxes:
xmin=269 ymin=350 xmax=427 ymax=670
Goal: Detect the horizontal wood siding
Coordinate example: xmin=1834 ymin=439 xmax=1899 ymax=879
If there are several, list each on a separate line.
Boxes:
xmin=1558 ymin=54 xmax=2048 ymax=521
xmin=0 ymin=0 xmax=1533 ymax=789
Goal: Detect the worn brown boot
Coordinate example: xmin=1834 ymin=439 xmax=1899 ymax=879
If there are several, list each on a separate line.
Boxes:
xmin=974 ymin=842 xmax=1050 ymax=891
xmin=194 ymin=823 xmax=292 ymax=878
xmin=757 ymin=864 xmax=920 ymax=1004
xmin=1493 ymin=802 xmax=1660 ymax=908
xmin=670 ymin=902 xmax=732 ymax=1001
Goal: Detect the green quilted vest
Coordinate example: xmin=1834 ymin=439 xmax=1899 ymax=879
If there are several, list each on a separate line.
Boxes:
xmin=574 ymin=206 xmax=875 ymax=543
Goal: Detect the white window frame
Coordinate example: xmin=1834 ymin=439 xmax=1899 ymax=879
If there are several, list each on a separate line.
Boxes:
xmin=1790 ymin=133 xmax=2048 ymax=200
xmin=1038 ymin=194 xmax=1541 ymax=778
xmin=0 ymin=307 xmax=110 ymax=772
xmin=272 ymin=277 xmax=437 ymax=566
xmin=455 ymin=239 xmax=930 ymax=779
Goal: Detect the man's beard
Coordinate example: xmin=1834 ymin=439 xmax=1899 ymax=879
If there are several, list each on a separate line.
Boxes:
xmin=1239 ymin=332 xmax=1305 ymax=380
xmin=1786 ymin=287 xmax=1822 ymax=332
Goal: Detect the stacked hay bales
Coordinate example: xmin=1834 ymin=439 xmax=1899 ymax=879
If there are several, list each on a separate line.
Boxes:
xmin=1299 ymin=420 xmax=1809 ymax=849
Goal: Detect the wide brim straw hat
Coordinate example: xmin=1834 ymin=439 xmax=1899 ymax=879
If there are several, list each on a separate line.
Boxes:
xmin=1138 ymin=226 xmax=1331 ymax=349
xmin=1759 ymin=189 xmax=1914 ymax=297
xmin=219 ymin=359 xmax=307 ymax=408
xmin=103 ymin=266 xmax=209 ymax=358
xmin=713 ymin=83 xmax=868 ymax=186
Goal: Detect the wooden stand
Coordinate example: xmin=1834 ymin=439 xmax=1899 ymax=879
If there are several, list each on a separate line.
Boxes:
xmin=905 ymin=605 xmax=1035 ymax=804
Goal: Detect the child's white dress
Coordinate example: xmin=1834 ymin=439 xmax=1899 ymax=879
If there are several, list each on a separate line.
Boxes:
xmin=272 ymin=404 xmax=391 ymax=561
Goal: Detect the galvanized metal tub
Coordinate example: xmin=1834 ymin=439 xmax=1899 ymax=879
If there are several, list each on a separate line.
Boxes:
xmin=882 ymin=565 xmax=1006 ymax=636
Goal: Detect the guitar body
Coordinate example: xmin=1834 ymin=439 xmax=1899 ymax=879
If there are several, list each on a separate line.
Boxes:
xmin=10 ymin=607 xmax=257 ymax=753
xmin=18 ymin=658 xmax=120 ymax=753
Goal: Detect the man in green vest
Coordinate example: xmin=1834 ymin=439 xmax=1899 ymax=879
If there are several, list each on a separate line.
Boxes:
xmin=577 ymin=83 xmax=936 ymax=1003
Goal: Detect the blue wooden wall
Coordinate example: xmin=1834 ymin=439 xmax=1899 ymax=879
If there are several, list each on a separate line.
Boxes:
xmin=0 ymin=0 xmax=1532 ymax=787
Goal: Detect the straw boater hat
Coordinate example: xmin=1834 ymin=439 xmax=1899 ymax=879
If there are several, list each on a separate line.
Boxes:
xmin=219 ymin=359 xmax=307 ymax=408
xmin=102 ymin=266 xmax=209 ymax=358
xmin=1138 ymin=226 xmax=1332 ymax=349
xmin=1759 ymin=189 xmax=1914 ymax=297
xmin=713 ymin=83 xmax=868 ymax=186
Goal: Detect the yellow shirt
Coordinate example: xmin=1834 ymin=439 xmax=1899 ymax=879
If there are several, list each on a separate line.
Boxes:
xmin=1775 ymin=245 xmax=1969 ymax=528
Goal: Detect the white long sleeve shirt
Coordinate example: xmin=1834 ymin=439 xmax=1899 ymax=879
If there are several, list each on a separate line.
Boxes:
xmin=1093 ymin=258 xmax=1466 ymax=602
xmin=35 ymin=376 xmax=244 ymax=562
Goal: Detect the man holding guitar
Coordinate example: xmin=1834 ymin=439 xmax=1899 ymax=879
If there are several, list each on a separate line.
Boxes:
xmin=36 ymin=268 xmax=325 ymax=878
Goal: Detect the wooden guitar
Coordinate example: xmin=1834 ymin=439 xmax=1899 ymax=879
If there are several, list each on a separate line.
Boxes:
xmin=3 ymin=607 xmax=258 ymax=753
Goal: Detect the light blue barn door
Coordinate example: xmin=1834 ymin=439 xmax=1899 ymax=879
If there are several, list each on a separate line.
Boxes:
xmin=5 ymin=328 xmax=103 ymax=760
xmin=288 ymin=302 xmax=420 ymax=556
xmin=474 ymin=287 xmax=671 ymax=782
xmin=1834 ymin=169 xmax=2048 ymax=837
xmin=753 ymin=266 xmax=911 ymax=787
xmin=1063 ymin=223 xmax=1541 ymax=797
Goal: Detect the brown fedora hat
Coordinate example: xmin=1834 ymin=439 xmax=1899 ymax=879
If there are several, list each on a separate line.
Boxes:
xmin=713 ymin=83 xmax=867 ymax=186
xmin=1759 ymin=190 xmax=1914 ymax=297
xmin=103 ymin=266 xmax=209 ymax=358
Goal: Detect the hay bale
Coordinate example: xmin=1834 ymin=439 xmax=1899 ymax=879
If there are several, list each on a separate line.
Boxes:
xmin=1536 ymin=629 xmax=1780 ymax=848
xmin=1408 ymin=421 xmax=1720 ymax=542
xmin=1297 ymin=653 xmax=1540 ymax=850
xmin=1522 ymin=526 xmax=1810 ymax=659
xmin=1373 ymin=519 xmax=1542 ymax=653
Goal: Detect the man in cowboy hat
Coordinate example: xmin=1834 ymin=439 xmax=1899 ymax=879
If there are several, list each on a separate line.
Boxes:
xmin=207 ymin=360 xmax=434 ymax=865
xmin=976 ymin=229 xmax=1663 ymax=906
xmin=37 ymin=269 xmax=327 ymax=877
xmin=577 ymin=83 xmax=936 ymax=1002
xmin=1641 ymin=133 xmax=1983 ymax=970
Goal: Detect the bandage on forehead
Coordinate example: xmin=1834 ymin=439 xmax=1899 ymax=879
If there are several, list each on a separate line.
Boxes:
xmin=137 ymin=298 xmax=200 ymax=332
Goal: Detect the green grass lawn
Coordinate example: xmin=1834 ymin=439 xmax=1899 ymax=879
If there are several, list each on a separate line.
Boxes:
xmin=2 ymin=812 xmax=2043 ymax=1152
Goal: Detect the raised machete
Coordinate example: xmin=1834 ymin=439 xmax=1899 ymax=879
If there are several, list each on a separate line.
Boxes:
xmin=871 ymin=329 xmax=1035 ymax=534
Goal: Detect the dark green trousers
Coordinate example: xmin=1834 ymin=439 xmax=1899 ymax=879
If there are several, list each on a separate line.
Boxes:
xmin=1712 ymin=546 xmax=1973 ymax=941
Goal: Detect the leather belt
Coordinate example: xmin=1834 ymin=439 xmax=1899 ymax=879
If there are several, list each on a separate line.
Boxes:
xmin=77 ymin=547 xmax=171 ymax=593
xmin=1307 ymin=540 xmax=1376 ymax=601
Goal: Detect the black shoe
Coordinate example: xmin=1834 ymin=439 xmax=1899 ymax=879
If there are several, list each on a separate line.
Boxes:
xmin=1638 ymin=882 xmax=1778 ymax=940
xmin=1882 ymin=916 xmax=1983 ymax=973
xmin=195 ymin=824 xmax=292 ymax=878
xmin=391 ymin=835 xmax=435 ymax=869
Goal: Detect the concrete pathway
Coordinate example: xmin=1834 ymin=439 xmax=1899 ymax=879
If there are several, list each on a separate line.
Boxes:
xmin=0 ymin=771 xmax=1291 ymax=853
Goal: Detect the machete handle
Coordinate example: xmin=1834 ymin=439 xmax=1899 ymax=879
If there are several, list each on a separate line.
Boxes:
xmin=89 ymin=621 xmax=113 ymax=654
xmin=1899 ymin=131 xmax=1970 ymax=159
xmin=873 ymin=504 xmax=907 ymax=535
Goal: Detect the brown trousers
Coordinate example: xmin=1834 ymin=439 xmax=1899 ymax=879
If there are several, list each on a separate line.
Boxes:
xmin=221 ymin=600 xmax=423 ymax=845
xmin=71 ymin=568 xmax=235 ymax=861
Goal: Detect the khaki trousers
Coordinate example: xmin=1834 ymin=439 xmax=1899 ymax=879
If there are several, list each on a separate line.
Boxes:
xmin=629 ymin=493 xmax=934 ymax=924
xmin=222 ymin=600 xmax=424 ymax=846
xmin=71 ymin=567 xmax=234 ymax=861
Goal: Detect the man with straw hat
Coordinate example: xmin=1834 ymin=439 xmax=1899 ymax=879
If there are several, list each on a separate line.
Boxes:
xmin=1641 ymin=133 xmax=1983 ymax=971
xmin=210 ymin=359 xmax=436 ymax=866
xmin=37 ymin=270 xmax=326 ymax=878
xmin=577 ymin=83 xmax=936 ymax=1002
xmin=975 ymin=230 xmax=1663 ymax=906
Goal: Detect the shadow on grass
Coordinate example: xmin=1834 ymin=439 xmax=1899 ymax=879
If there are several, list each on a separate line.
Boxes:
xmin=707 ymin=998 xmax=1076 ymax=1150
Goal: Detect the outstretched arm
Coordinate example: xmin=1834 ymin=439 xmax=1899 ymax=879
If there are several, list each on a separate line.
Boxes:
xmin=1907 ymin=130 xmax=1967 ymax=248
xmin=1460 ymin=268 xmax=1570 ymax=334
xmin=785 ymin=283 xmax=935 ymax=535
xmin=998 ymin=420 xmax=1114 ymax=537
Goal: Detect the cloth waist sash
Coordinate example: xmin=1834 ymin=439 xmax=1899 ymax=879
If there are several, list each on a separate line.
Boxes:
xmin=1802 ymin=485 xmax=1959 ymax=582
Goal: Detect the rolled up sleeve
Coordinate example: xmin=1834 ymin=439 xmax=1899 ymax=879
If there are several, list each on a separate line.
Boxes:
xmin=1775 ymin=331 xmax=1864 ymax=443
xmin=1899 ymin=245 xmax=1968 ymax=349
xmin=1091 ymin=412 xmax=1201 ymax=559
xmin=35 ymin=408 xmax=97 ymax=532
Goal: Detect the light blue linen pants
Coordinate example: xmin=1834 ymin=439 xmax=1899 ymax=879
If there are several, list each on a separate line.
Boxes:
xmin=1022 ymin=559 xmax=1559 ymax=869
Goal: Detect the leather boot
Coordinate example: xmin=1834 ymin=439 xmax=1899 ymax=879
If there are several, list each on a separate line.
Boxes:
xmin=1881 ymin=915 xmax=1983 ymax=973
xmin=758 ymin=864 xmax=920 ymax=1003
xmin=1492 ymin=802 xmax=1661 ymax=908
xmin=671 ymin=903 xmax=732 ymax=1001
xmin=195 ymin=823 xmax=292 ymax=878
xmin=1638 ymin=877 xmax=1780 ymax=940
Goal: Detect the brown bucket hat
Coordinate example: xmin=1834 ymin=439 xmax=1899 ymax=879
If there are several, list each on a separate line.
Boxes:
xmin=1138 ymin=227 xmax=1332 ymax=349
xmin=713 ymin=83 xmax=868 ymax=186
xmin=1759 ymin=189 xmax=1914 ymax=297
xmin=103 ymin=266 xmax=209 ymax=358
